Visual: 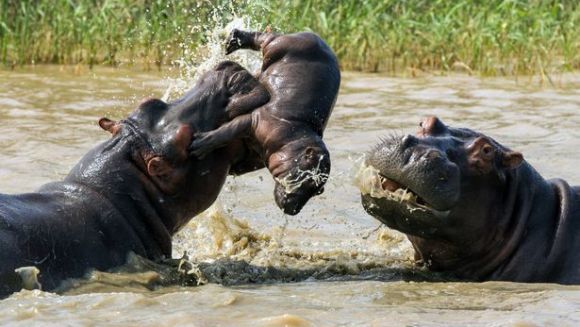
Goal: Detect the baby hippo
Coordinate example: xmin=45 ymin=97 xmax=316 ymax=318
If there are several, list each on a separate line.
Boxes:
xmin=190 ymin=29 xmax=341 ymax=215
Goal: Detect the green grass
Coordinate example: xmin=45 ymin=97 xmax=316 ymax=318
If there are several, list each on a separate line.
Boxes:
xmin=1 ymin=0 xmax=579 ymax=75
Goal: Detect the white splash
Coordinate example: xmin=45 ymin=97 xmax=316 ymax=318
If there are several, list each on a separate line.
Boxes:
xmin=276 ymin=155 xmax=330 ymax=194
xmin=162 ymin=15 xmax=263 ymax=102
xmin=353 ymin=161 xmax=423 ymax=208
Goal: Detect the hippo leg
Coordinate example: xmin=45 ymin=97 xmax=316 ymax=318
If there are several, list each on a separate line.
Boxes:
xmin=224 ymin=65 xmax=270 ymax=119
xmin=225 ymin=29 xmax=276 ymax=55
xmin=226 ymin=86 xmax=269 ymax=119
xmin=189 ymin=114 xmax=253 ymax=158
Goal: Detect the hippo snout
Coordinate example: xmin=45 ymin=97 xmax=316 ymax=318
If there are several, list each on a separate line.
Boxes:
xmin=366 ymin=134 xmax=461 ymax=212
xmin=273 ymin=183 xmax=309 ymax=216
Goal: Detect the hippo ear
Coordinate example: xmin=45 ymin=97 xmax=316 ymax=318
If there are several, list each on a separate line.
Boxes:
xmin=502 ymin=151 xmax=523 ymax=170
xmin=146 ymin=156 xmax=184 ymax=194
xmin=98 ymin=117 xmax=121 ymax=135
xmin=146 ymin=157 xmax=172 ymax=178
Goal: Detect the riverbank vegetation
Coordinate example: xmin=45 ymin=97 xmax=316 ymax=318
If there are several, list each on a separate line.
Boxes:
xmin=1 ymin=0 xmax=578 ymax=75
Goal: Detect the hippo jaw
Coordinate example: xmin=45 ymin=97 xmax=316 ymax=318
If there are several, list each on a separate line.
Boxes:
xmin=269 ymin=140 xmax=330 ymax=215
xmin=358 ymin=164 xmax=452 ymax=218
xmin=273 ymin=168 xmax=328 ymax=215
xmin=358 ymin=165 xmax=454 ymax=238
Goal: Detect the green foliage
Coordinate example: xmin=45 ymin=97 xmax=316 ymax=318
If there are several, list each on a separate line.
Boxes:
xmin=1 ymin=0 xmax=578 ymax=75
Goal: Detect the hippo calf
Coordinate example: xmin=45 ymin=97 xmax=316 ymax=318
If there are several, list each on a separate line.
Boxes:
xmin=190 ymin=29 xmax=341 ymax=215
xmin=359 ymin=116 xmax=580 ymax=284
xmin=0 ymin=61 xmax=269 ymax=297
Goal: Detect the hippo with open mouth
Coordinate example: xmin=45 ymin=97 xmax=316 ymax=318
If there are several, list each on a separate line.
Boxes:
xmin=190 ymin=29 xmax=341 ymax=215
xmin=0 ymin=61 xmax=269 ymax=297
xmin=359 ymin=116 xmax=580 ymax=284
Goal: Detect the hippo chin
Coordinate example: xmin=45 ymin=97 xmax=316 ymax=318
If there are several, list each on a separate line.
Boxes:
xmin=0 ymin=61 xmax=268 ymax=297
xmin=190 ymin=29 xmax=340 ymax=215
xmin=360 ymin=116 xmax=580 ymax=284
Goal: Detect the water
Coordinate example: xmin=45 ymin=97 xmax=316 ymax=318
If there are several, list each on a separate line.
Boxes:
xmin=1 ymin=65 xmax=579 ymax=326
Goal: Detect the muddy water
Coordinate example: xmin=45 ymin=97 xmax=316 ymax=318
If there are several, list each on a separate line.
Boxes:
xmin=1 ymin=66 xmax=579 ymax=326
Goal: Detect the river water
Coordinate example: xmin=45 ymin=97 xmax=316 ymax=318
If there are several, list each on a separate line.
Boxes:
xmin=0 ymin=66 xmax=579 ymax=326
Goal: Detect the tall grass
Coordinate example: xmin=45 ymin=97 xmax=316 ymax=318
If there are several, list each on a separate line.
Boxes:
xmin=1 ymin=0 xmax=578 ymax=75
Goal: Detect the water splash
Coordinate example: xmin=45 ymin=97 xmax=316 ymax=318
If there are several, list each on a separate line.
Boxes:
xmin=171 ymin=200 xmax=414 ymax=273
xmin=172 ymin=203 xmax=274 ymax=262
xmin=150 ymin=3 xmax=417 ymax=288
xmin=162 ymin=14 xmax=263 ymax=102
xmin=353 ymin=161 xmax=419 ymax=204
xmin=276 ymin=155 xmax=330 ymax=194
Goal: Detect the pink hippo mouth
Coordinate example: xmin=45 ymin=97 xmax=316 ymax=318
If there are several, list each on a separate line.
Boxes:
xmin=356 ymin=162 xmax=451 ymax=218
xmin=372 ymin=171 xmax=452 ymax=219
xmin=378 ymin=174 xmax=429 ymax=207
xmin=360 ymin=171 xmax=452 ymax=220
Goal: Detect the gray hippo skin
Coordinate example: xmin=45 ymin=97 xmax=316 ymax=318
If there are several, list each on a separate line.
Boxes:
xmin=190 ymin=29 xmax=341 ymax=215
xmin=360 ymin=116 xmax=580 ymax=284
xmin=0 ymin=61 xmax=269 ymax=297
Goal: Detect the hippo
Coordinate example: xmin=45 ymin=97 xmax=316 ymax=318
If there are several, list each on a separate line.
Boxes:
xmin=189 ymin=29 xmax=341 ymax=215
xmin=359 ymin=116 xmax=580 ymax=284
xmin=0 ymin=61 xmax=269 ymax=297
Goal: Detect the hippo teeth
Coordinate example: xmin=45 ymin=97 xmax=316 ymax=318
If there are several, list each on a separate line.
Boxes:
xmin=378 ymin=175 xmax=427 ymax=206
xmin=354 ymin=164 xmax=433 ymax=210
xmin=379 ymin=176 xmax=401 ymax=192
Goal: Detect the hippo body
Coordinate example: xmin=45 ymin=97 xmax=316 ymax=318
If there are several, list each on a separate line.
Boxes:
xmin=0 ymin=61 xmax=269 ymax=296
xmin=190 ymin=30 xmax=341 ymax=215
xmin=0 ymin=151 xmax=171 ymax=294
xmin=482 ymin=178 xmax=580 ymax=282
xmin=360 ymin=117 xmax=580 ymax=284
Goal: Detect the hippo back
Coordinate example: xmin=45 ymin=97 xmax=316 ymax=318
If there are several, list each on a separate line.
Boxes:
xmin=261 ymin=32 xmax=341 ymax=135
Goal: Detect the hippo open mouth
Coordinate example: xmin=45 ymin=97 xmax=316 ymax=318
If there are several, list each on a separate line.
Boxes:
xmin=378 ymin=174 xmax=429 ymax=206
xmin=355 ymin=162 xmax=453 ymax=219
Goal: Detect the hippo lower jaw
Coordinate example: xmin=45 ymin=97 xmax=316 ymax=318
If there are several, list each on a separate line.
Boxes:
xmin=360 ymin=183 xmax=452 ymax=240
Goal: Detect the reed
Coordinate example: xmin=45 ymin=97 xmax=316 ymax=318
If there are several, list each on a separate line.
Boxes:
xmin=1 ymin=0 xmax=578 ymax=75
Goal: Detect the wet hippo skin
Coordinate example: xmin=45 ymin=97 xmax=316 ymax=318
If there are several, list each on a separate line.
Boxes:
xmin=360 ymin=116 xmax=580 ymax=284
xmin=190 ymin=29 xmax=341 ymax=215
xmin=0 ymin=61 xmax=269 ymax=297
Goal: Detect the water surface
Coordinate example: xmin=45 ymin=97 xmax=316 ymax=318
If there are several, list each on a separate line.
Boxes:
xmin=0 ymin=66 xmax=579 ymax=326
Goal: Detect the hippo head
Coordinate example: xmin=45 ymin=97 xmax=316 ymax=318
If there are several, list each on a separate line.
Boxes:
xmin=98 ymin=98 xmax=194 ymax=196
xmin=360 ymin=116 xmax=524 ymax=244
xmin=269 ymin=137 xmax=330 ymax=215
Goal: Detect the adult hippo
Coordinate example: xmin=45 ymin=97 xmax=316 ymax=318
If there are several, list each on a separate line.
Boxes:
xmin=190 ymin=29 xmax=341 ymax=215
xmin=359 ymin=116 xmax=580 ymax=284
xmin=0 ymin=61 xmax=269 ymax=297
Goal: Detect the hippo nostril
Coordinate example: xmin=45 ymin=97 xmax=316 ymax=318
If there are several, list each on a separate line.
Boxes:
xmin=425 ymin=150 xmax=442 ymax=160
xmin=419 ymin=116 xmax=447 ymax=136
xmin=401 ymin=135 xmax=418 ymax=149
